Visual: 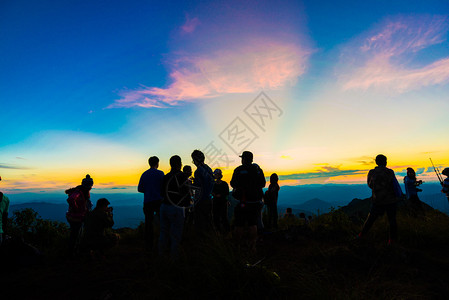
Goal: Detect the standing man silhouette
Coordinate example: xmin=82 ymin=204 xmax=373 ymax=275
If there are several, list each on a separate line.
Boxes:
xmin=230 ymin=151 xmax=266 ymax=251
xmin=138 ymin=156 xmax=164 ymax=251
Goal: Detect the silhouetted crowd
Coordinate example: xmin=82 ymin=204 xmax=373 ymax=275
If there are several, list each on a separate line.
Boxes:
xmin=1 ymin=153 xmax=449 ymax=260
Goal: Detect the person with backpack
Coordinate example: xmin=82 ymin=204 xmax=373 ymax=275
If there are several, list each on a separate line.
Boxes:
xmin=358 ymin=155 xmax=402 ymax=245
xmin=264 ymin=173 xmax=280 ymax=231
xmin=441 ymin=168 xmax=449 ymax=202
xmin=403 ymin=167 xmax=424 ymax=214
xmin=65 ymin=174 xmax=94 ymax=257
xmin=231 ymin=151 xmax=266 ymax=251
xmin=191 ymin=150 xmax=215 ymax=235
xmin=0 ymin=191 xmax=10 ymax=246
xmin=138 ymin=156 xmax=165 ymax=251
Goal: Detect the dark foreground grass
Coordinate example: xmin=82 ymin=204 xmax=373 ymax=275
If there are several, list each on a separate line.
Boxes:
xmin=2 ymin=208 xmax=449 ymax=299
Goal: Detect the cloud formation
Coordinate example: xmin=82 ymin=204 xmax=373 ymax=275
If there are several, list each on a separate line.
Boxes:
xmin=279 ymin=166 xmax=366 ymax=181
xmin=0 ymin=163 xmax=29 ymax=170
xmin=181 ymin=16 xmax=200 ymax=33
xmin=110 ymin=41 xmax=310 ymax=108
xmin=341 ymin=15 xmax=449 ymax=93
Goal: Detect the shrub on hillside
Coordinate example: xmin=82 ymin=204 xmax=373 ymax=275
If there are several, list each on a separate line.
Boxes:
xmin=7 ymin=208 xmax=69 ymax=251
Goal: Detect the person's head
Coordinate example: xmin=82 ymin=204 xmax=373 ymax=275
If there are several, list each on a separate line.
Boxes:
xmin=375 ymin=154 xmax=387 ymax=167
xmin=270 ymin=173 xmax=279 ymax=184
xmin=299 ymin=212 xmax=305 ymax=218
xmin=442 ymin=168 xmax=449 ymax=177
xmin=214 ymin=168 xmax=223 ymax=180
xmin=240 ymin=151 xmax=253 ymax=165
xmin=96 ymin=198 xmax=110 ymax=211
xmin=170 ymin=155 xmax=182 ymax=171
xmin=183 ymin=165 xmax=192 ymax=177
xmin=407 ymin=167 xmax=416 ymax=179
xmin=191 ymin=150 xmax=205 ymax=166
xmin=286 ymin=207 xmax=292 ymax=214
xmin=81 ymin=174 xmax=94 ymax=190
xmin=148 ymin=156 xmax=159 ymax=168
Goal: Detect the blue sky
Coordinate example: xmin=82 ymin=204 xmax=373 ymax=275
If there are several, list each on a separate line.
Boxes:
xmin=1 ymin=0 xmax=449 ymax=193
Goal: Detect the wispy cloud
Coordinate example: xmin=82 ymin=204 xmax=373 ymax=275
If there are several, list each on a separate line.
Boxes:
xmin=110 ymin=41 xmax=310 ymax=108
xmin=279 ymin=166 xmax=366 ymax=181
xmin=0 ymin=163 xmax=30 ymax=170
xmin=340 ymin=15 xmax=449 ymax=93
xmin=181 ymin=15 xmax=200 ymax=33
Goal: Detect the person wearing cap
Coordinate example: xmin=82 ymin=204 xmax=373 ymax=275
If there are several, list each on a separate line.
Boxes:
xmin=138 ymin=156 xmax=165 ymax=251
xmin=230 ymin=151 xmax=266 ymax=251
xmin=65 ymin=174 xmax=94 ymax=257
xmin=441 ymin=168 xmax=449 ymax=202
xmin=83 ymin=198 xmax=118 ymax=258
xmin=191 ymin=150 xmax=215 ymax=235
xmin=212 ymin=169 xmax=230 ymax=234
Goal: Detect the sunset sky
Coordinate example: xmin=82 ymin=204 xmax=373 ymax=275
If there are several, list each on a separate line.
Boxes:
xmin=1 ymin=0 xmax=449 ymax=193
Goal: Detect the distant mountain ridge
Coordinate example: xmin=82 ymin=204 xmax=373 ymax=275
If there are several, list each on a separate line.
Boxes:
xmin=10 ymin=202 xmax=144 ymax=229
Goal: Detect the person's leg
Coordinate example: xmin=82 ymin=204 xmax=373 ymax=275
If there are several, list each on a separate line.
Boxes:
xmin=273 ymin=205 xmax=278 ymax=229
xmin=257 ymin=203 xmax=264 ymax=234
xmin=68 ymin=221 xmax=82 ymax=256
xmin=212 ymin=200 xmax=221 ymax=232
xmin=266 ymin=206 xmax=273 ymax=230
xmin=169 ymin=206 xmax=185 ymax=259
xmin=248 ymin=225 xmax=257 ymax=251
xmin=360 ymin=204 xmax=382 ymax=237
xmin=158 ymin=204 xmax=170 ymax=255
xmin=221 ymin=202 xmax=231 ymax=233
xmin=143 ymin=203 xmax=154 ymax=249
xmin=385 ymin=203 xmax=398 ymax=242
xmin=233 ymin=205 xmax=244 ymax=244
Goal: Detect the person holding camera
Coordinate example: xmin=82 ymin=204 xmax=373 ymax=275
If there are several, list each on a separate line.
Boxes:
xmin=441 ymin=168 xmax=449 ymax=203
xmin=404 ymin=167 xmax=424 ymax=214
xmin=83 ymin=198 xmax=119 ymax=258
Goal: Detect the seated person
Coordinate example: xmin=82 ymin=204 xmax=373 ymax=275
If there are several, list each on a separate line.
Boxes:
xmin=83 ymin=198 xmax=119 ymax=257
xmin=284 ymin=207 xmax=295 ymax=219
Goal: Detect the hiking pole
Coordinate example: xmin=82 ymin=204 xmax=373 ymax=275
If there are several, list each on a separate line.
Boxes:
xmin=430 ymin=158 xmax=444 ymax=185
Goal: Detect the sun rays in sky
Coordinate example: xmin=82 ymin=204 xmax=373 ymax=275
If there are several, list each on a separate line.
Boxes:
xmin=1 ymin=0 xmax=449 ymax=193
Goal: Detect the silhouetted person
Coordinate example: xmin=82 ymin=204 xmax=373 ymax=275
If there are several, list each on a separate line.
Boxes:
xmin=403 ymin=167 xmax=424 ymax=214
xmin=0 ymin=191 xmax=10 ymax=246
xmin=191 ymin=150 xmax=215 ymax=235
xmin=138 ymin=156 xmax=164 ymax=251
xmin=183 ymin=165 xmax=192 ymax=178
xmin=231 ymin=151 xmax=266 ymax=251
xmin=83 ymin=198 xmax=118 ymax=258
xmin=299 ymin=212 xmax=309 ymax=226
xmin=212 ymin=169 xmax=230 ymax=234
xmin=159 ymin=155 xmax=190 ymax=259
xmin=359 ymin=154 xmax=401 ymax=245
xmin=65 ymin=174 xmax=94 ymax=257
xmin=264 ymin=173 xmax=280 ymax=230
xmin=284 ymin=207 xmax=295 ymax=219
xmin=441 ymin=168 xmax=449 ymax=203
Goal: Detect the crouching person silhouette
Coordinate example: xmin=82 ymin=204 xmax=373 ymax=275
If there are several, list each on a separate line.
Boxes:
xmin=83 ymin=198 xmax=119 ymax=260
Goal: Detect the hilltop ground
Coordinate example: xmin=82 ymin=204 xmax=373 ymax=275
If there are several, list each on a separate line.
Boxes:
xmin=2 ymin=205 xmax=449 ymax=299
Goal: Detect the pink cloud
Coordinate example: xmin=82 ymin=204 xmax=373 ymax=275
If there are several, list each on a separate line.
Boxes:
xmin=181 ymin=16 xmax=201 ymax=33
xmin=341 ymin=16 xmax=449 ymax=92
xmin=110 ymin=41 xmax=310 ymax=108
